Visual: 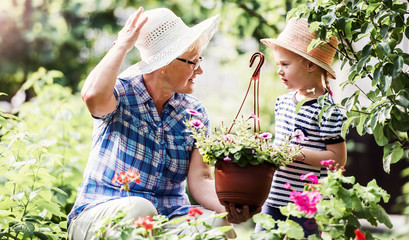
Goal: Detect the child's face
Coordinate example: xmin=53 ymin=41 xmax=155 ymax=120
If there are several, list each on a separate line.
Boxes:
xmin=272 ymin=47 xmax=311 ymax=90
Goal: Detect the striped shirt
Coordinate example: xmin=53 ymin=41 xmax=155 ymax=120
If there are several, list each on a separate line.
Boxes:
xmin=67 ymin=75 xmax=209 ymax=226
xmin=266 ymin=91 xmax=346 ymax=208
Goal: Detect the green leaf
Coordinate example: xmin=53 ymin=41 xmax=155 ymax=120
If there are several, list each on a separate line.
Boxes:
xmin=369 ymin=204 xmax=393 ymax=228
xmin=361 ymin=44 xmax=372 ymax=59
xmin=395 ymin=90 xmax=409 ymax=108
xmin=393 ymin=56 xmax=404 ymax=73
xmin=34 ymin=232 xmax=49 ymax=240
xmin=277 ymin=220 xmax=304 ymax=239
xmin=373 ymin=123 xmax=388 ymax=146
xmin=318 ymin=105 xmax=330 ymax=126
xmin=345 ymin=90 xmax=360 ymax=112
xmin=322 ymin=11 xmax=336 ymax=25
xmin=341 ymin=116 xmax=358 ymax=138
xmin=380 ymin=75 xmax=392 ymax=92
xmin=253 ymin=213 xmax=275 ymax=231
xmin=376 ymin=42 xmax=391 ymax=56
xmin=357 ymin=56 xmax=369 ymax=73
xmin=14 ymin=222 xmax=35 ymax=238
xmin=307 ymin=39 xmax=326 ymax=53
xmin=389 ymin=143 xmax=404 ymax=164
xmin=405 ymin=26 xmax=409 ymax=39
xmin=373 ymin=65 xmax=382 ymax=85
xmin=233 ymin=152 xmax=241 ymax=161
xmin=382 ymin=142 xmax=403 ymax=173
xmin=295 ymin=98 xmax=314 ymax=113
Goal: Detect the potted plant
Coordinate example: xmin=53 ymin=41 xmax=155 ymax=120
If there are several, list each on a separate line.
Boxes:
xmin=184 ymin=52 xmax=302 ymax=212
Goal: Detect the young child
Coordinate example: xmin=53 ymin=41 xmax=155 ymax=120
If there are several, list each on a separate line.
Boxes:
xmin=255 ymin=18 xmax=347 ymax=236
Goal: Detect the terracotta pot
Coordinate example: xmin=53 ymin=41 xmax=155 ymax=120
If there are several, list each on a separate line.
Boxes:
xmin=214 ymin=160 xmax=275 ymax=211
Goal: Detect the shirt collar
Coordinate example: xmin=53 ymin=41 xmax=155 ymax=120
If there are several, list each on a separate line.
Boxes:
xmin=121 ymin=75 xmax=183 ymax=109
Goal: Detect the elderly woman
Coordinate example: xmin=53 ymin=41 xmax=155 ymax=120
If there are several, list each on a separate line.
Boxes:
xmin=67 ymin=7 xmax=254 ymax=239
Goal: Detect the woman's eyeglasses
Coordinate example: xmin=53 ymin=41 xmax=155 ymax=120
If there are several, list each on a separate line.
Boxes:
xmin=176 ymin=56 xmax=203 ymax=70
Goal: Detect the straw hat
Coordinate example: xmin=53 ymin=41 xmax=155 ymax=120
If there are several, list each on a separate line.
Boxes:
xmin=261 ymin=18 xmax=338 ymax=79
xmin=119 ymin=8 xmax=220 ymax=78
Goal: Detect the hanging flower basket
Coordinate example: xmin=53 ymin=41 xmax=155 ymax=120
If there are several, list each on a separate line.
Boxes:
xmin=185 ymin=52 xmax=301 ymax=210
xmin=214 ymin=160 xmax=275 ymax=211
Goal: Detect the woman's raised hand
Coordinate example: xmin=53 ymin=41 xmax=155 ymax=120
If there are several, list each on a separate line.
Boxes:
xmin=115 ymin=7 xmax=148 ymax=52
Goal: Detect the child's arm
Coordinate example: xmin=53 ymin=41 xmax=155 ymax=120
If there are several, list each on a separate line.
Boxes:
xmin=294 ymin=141 xmax=347 ymax=167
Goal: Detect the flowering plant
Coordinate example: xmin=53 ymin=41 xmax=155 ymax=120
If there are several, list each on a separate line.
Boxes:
xmin=185 ymin=110 xmax=301 ymax=168
xmin=93 ymin=207 xmax=231 ymax=240
xmin=92 ymin=168 xmax=231 ymax=239
xmin=112 ymin=168 xmax=141 ymax=192
xmin=252 ymin=160 xmax=392 ymax=240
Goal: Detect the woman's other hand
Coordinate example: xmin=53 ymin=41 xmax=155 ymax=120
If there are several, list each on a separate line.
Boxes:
xmin=224 ymin=203 xmax=261 ymax=224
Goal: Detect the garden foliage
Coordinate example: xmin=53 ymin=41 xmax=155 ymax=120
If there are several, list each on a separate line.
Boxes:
xmin=252 ymin=164 xmax=391 ymax=240
xmin=0 ymin=68 xmax=92 ymax=239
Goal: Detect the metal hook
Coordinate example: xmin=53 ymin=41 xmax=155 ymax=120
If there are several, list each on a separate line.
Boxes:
xmin=249 ymin=52 xmax=265 ymax=79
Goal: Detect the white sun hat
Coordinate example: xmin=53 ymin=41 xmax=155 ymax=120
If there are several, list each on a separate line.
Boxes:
xmin=119 ymin=8 xmax=220 ymax=78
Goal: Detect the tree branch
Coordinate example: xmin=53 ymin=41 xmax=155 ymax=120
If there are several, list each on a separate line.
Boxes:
xmin=234 ymin=1 xmax=279 ymax=34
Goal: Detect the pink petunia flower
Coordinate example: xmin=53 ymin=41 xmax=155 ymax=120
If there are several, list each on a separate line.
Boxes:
xmin=320 ymin=159 xmax=335 ymax=166
xmin=300 ymin=172 xmax=319 ymax=184
xmin=249 ymin=112 xmax=260 ymax=120
xmin=223 ymin=134 xmax=236 ymax=143
xmin=259 ymin=132 xmax=273 ymax=139
xmin=294 ymin=129 xmax=308 ymax=142
xmin=223 ymin=155 xmax=231 ymax=162
xmin=284 ymin=182 xmax=292 ymax=189
xmin=190 ymin=119 xmax=204 ymax=128
xmin=186 ymin=109 xmax=200 ymax=116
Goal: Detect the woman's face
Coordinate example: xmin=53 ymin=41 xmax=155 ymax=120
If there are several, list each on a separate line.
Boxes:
xmin=161 ymin=46 xmax=203 ymax=95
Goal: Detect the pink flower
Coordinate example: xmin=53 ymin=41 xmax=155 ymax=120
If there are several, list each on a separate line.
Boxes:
xmin=284 ymin=182 xmax=292 ymax=189
xmin=289 ymin=190 xmax=322 ymax=215
xmin=294 ymin=129 xmax=308 ymax=142
xmin=300 ymin=172 xmax=319 ymax=184
xmin=190 ymin=119 xmax=204 ymax=128
xmin=223 ymin=155 xmax=231 ymax=162
xmin=259 ymin=132 xmax=273 ymax=139
xmin=249 ymin=112 xmax=259 ymax=120
xmin=186 ymin=109 xmax=200 ymax=116
xmin=320 ymin=159 xmax=335 ymax=166
xmin=223 ymin=134 xmax=236 ymax=143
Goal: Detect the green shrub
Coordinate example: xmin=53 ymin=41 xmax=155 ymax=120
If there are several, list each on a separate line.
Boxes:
xmin=0 ymin=68 xmax=92 ymax=239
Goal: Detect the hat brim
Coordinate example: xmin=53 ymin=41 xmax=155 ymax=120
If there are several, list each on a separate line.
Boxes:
xmin=119 ymin=14 xmax=220 ymax=78
xmin=261 ymin=38 xmax=336 ymax=79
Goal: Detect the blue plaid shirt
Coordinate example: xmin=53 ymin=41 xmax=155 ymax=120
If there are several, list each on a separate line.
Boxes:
xmin=67 ymin=75 xmax=209 ymax=226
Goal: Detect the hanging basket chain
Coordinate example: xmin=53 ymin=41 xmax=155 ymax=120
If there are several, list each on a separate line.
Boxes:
xmin=228 ymin=52 xmax=265 ymax=134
